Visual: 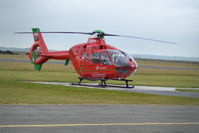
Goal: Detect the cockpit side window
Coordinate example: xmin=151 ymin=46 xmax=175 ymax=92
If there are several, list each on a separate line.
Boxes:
xmin=83 ymin=53 xmax=89 ymax=61
xmin=92 ymin=52 xmax=101 ymax=64
xmin=101 ymin=52 xmax=112 ymax=65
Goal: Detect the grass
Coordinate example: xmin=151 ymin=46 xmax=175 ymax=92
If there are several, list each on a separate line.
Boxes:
xmin=137 ymin=59 xmax=199 ymax=68
xmin=0 ymin=61 xmax=199 ymax=88
xmin=1 ymin=79 xmax=199 ymax=105
xmin=0 ymin=54 xmax=199 ymax=105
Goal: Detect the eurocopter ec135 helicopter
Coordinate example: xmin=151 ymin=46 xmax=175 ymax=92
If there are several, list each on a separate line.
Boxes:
xmin=16 ymin=28 xmax=177 ymax=88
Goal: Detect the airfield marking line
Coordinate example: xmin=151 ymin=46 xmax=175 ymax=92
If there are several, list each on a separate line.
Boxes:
xmin=0 ymin=122 xmax=199 ymax=128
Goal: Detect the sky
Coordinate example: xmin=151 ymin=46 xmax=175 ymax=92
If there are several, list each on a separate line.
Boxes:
xmin=0 ymin=0 xmax=198 ymax=57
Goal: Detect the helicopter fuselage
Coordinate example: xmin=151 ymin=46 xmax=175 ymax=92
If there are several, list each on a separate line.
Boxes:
xmin=69 ymin=37 xmax=138 ymax=80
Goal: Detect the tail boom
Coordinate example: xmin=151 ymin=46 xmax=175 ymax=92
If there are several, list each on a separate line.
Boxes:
xmin=45 ymin=51 xmax=70 ymax=60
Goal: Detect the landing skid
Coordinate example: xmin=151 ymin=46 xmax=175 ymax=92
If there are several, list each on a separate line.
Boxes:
xmin=71 ymin=77 xmax=134 ymax=89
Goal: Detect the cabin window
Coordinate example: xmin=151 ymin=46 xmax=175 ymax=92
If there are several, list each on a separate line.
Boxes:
xmin=84 ymin=53 xmax=89 ymax=61
xmin=92 ymin=52 xmax=100 ymax=64
xmin=101 ymin=52 xmax=112 ymax=65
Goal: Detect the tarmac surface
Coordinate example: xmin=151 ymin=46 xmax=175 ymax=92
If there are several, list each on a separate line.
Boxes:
xmin=34 ymin=81 xmax=199 ymax=98
xmin=0 ymin=105 xmax=199 ymax=133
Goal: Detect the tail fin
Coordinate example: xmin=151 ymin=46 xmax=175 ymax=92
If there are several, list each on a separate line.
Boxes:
xmin=29 ymin=28 xmax=49 ymax=71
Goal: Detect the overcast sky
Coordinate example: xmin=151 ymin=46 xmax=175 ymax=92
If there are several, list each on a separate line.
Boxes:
xmin=0 ymin=0 xmax=198 ymax=57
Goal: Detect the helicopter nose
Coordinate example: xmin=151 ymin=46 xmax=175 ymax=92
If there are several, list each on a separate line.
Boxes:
xmin=132 ymin=60 xmax=138 ymax=70
xmin=130 ymin=57 xmax=138 ymax=70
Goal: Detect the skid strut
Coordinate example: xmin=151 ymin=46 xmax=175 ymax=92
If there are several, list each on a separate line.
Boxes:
xmin=112 ymin=78 xmax=134 ymax=88
xmin=78 ymin=77 xmax=84 ymax=84
xmin=99 ymin=80 xmax=107 ymax=87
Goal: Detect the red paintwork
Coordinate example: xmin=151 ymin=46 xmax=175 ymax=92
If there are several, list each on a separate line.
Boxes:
xmin=29 ymin=32 xmax=138 ymax=80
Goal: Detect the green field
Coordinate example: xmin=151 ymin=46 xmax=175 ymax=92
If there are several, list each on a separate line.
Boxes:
xmin=0 ymin=53 xmax=199 ymax=105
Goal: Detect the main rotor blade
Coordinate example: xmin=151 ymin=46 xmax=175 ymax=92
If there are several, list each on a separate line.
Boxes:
xmin=15 ymin=31 xmax=92 ymax=35
xmin=104 ymin=33 xmax=177 ymax=44
xmin=15 ymin=31 xmax=178 ymax=45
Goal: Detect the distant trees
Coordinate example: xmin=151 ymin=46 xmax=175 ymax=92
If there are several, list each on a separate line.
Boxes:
xmin=0 ymin=50 xmax=17 ymax=55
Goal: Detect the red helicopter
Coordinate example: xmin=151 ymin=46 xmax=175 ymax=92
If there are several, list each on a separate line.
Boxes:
xmin=16 ymin=28 xmax=177 ymax=88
